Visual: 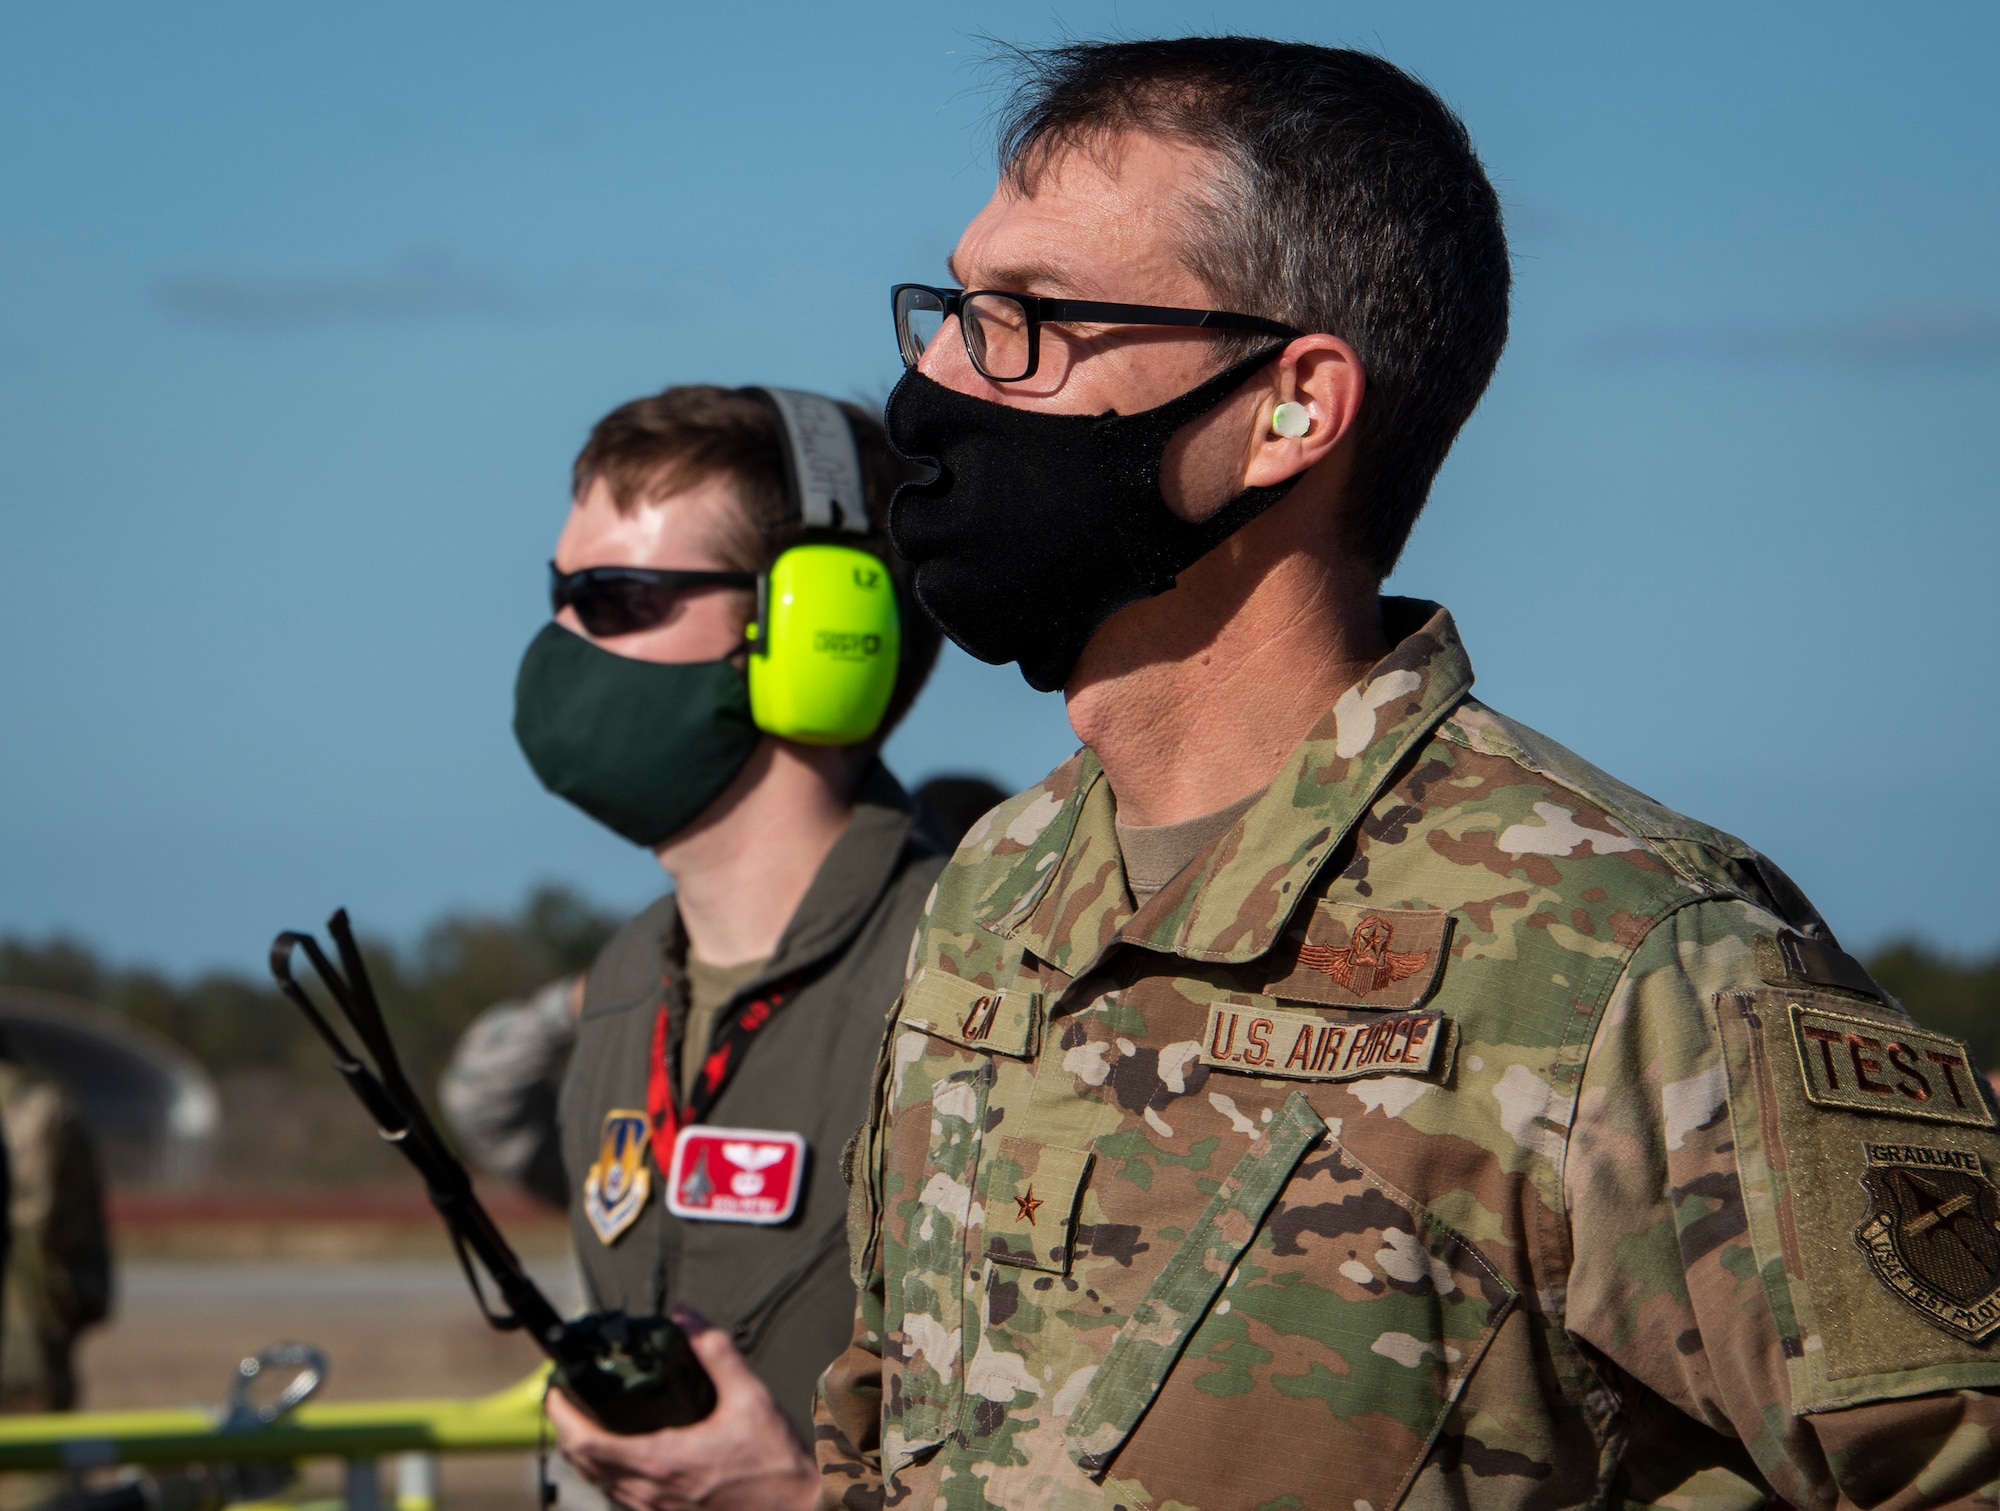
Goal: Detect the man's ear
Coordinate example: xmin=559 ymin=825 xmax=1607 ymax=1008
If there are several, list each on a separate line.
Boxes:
xmin=1243 ymin=335 xmax=1365 ymax=488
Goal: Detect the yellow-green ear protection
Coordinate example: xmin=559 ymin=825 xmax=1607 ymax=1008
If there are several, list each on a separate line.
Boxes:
xmin=739 ymin=388 xmax=901 ymax=746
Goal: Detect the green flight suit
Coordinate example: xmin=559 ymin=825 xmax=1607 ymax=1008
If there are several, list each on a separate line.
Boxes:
xmin=559 ymin=765 xmax=944 ymax=1441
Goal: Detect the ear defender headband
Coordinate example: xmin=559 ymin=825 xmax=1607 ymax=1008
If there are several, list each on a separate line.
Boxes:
xmin=738 ymin=388 xmax=901 ymax=746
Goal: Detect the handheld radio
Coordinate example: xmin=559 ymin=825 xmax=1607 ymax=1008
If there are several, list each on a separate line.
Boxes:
xmin=269 ymin=911 xmax=717 ymax=1435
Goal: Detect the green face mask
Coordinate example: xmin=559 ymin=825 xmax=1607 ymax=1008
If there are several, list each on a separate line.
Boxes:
xmin=512 ymin=623 xmax=760 ymax=848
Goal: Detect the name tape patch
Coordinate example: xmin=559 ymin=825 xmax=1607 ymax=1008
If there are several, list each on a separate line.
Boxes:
xmin=902 ymin=972 xmax=1040 ymax=1058
xmin=1201 ymin=1002 xmax=1444 ymax=1082
xmin=666 ymin=1126 xmax=807 ymax=1225
xmin=1789 ymin=1002 xmax=1993 ymax=1127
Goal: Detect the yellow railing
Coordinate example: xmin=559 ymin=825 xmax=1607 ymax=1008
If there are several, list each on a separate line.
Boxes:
xmin=0 ymin=1368 xmax=551 ymax=1511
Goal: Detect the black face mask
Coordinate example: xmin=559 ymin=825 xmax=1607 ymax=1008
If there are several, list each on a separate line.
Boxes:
xmin=884 ymin=346 xmax=1297 ymax=692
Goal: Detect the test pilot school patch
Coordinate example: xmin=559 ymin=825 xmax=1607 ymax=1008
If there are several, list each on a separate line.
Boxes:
xmin=1855 ymin=1141 xmax=2000 ymax=1341
xmin=1263 ymin=902 xmax=1451 ymax=1011
xmin=1789 ymin=1002 xmax=1994 ymax=1127
xmin=582 ymin=1109 xmax=652 ymax=1245
xmin=667 ymin=1126 xmax=806 ymax=1226
xmin=1200 ymin=1001 xmax=1448 ymax=1083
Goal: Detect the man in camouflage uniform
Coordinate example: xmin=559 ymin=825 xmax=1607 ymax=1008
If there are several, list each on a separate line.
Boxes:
xmin=817 ymin=37 xmax=2000 ymax=1510
xmin=0 ymin=1053 xmax=109 ymax=1413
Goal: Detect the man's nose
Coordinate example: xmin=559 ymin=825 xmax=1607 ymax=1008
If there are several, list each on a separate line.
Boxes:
xmin=916 ymin=313 xmax=1008 ymax=401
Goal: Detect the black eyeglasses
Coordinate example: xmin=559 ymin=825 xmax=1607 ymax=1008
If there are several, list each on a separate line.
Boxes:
xmin=549 ymin=562 xmax=756 ymax=638
xmin=892 ymin=283 xmax=1300 ymax=383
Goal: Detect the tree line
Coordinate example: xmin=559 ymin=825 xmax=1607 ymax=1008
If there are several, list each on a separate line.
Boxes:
xmin=0 ymin=890 xmax=1995 ymax=1146
xmin=0 ymin=886 xmax=618 ymax=1101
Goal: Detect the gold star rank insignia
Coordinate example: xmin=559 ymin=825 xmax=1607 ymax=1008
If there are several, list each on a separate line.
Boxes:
xmin=1015 ymin=1186 xmax=1043 ymax=1226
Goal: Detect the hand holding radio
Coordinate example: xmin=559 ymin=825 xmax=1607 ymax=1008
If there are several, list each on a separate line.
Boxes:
xmin=547 ymin=1307 xmax=818 ymax=1511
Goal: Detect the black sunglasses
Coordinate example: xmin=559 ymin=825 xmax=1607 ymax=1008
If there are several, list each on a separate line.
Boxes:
xmin=549 ymin=562 xmax=757 ymax=638
xmin=892 ymin=283 xmax=1301 ymax=383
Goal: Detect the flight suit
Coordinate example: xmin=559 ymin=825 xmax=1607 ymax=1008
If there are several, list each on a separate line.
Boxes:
xmin=560 ymin=764 xmax=943 ymax=1442
xmin=817 ymin=600 xmax=2000 ymax=1509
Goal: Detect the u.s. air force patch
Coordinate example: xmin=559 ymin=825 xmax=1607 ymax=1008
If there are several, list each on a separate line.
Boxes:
xmin=583 ymin=1109 xmax=652 ymax=1245
xmin=1200 ymin=1001 xmax=1448 ymax=1083
xmin=1855 ymin=1141 xmax=2000 ymax=1341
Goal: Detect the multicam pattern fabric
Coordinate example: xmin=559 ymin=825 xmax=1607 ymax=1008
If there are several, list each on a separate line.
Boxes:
xmin=815 ymin=600 xmax=2000 ymax=1511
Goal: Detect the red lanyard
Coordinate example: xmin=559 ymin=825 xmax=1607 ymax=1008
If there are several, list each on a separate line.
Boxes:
xmin=645 ymin=977 xmax=795 ymax=1175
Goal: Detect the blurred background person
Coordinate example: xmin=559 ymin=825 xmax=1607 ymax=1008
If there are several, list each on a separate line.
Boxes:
xmin=0 ymin=1035 xmax=108 ymax=1413
xmin=515 ymin=385 xmax=944 ymax=1509
xmin=440 ymin=975 xmax=580 ymax=1209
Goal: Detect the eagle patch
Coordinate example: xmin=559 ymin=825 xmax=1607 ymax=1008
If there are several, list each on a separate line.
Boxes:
xmin=1264 ymin=903 xmax=1451 ymax=1011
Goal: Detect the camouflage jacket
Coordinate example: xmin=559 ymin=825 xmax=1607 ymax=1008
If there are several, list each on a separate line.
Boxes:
xmin=815 ymin=600 xmax=2000 ymax=1511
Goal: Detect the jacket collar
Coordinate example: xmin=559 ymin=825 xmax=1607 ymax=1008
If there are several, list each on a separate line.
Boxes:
xmin=656 ymin=761 xmax=928 ymax=989
xmin=982 ymin=599 xmax=1474 ymax=975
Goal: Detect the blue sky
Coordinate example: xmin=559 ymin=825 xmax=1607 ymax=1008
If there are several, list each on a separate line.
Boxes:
xmin=1 ymin=2 xmax=1995 ymax=973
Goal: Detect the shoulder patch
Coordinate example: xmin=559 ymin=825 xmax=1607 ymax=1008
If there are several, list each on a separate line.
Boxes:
xmin=1856 ymin=1141 xmax=2000 ymax=1341
xmin=1264 ymin=903 xmax=1450 ymax=1011
xmin=1712 ymin=988 xmax=2000 ymax=1410
xmin=1789 ymin=1002 xmax=1991 ymax=1127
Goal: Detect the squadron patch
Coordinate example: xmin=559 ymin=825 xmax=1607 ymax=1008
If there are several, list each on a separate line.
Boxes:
xmin=1789 ymin=1002 xmax=1993 ymax=1127
xmin=582 ymin=1109 xmax=652 ymax=1245
xmin=1200 ymin=1002 xmax=1447 ymax=1083
xmin=1264 ymin=903 xmax=1451 ymax=1011
xmin=1855 ymin=1142 xmax=2000 ymax=1341
xmin=666 ymin=1126 xmax=806 ymax=1225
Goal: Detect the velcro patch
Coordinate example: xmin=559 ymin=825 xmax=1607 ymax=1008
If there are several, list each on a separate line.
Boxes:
xmin=1789 ymin=1002 xmax=1993 ymax=1127
xmin=1856 ymin=1141 xmax=2000 ymax=1341
xmin=902 ymin=970 xmax=1040 ymax=1058
xmin=1200 ymin=1001 xmax=1445 ymax=1082
xmin=1263 ymin=903 xmax=1451 ymax=1011
xmin=1756 ymin=930 xmax=1882 ymax=1000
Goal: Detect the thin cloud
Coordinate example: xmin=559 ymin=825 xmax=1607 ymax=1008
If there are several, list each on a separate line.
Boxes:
xmin=153 ymin=252 xmax=504 ymax=330
xmin=1588 ymin=307 xmax=2000 ymax=368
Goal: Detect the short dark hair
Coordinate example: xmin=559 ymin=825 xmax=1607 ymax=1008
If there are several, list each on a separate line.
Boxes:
xmin=996 ymin=38 xmax=1510 ymax=575
xmin=571 ymin=385 xmax=944 ymax=741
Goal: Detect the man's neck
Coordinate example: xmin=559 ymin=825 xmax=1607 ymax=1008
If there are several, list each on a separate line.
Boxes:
xmin=1064 ymin=490 xmax=1390 ymax=828
xmin=654 ymin=742 xmax=859 ymax=966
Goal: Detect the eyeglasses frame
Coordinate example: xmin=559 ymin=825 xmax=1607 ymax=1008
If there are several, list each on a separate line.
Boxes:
xmin=891 ymin=283 xmax=1302 ymax=383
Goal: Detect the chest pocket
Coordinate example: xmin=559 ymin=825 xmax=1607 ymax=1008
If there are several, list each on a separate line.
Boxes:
xmin=983 ymin=1137 xmax=1092 ymax=1273
xmin=1064 ymin=1092 xmax=1517 ymax=1511
xmin=884 ymin=1055 xmax=994 ymax=1470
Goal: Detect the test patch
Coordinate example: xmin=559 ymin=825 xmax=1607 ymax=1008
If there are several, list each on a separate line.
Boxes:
xmin=1200 ymin=1002 xmax=1445 ymax=1082
xmin=1789 ymin=1003 xmax=1993 ymax=1127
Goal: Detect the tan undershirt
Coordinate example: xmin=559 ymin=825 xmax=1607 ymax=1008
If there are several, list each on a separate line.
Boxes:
xmin=1115 ymin=788 xmax=1265 ymax=907
xmin=679 ymin=953 xmax=771 ymax=1105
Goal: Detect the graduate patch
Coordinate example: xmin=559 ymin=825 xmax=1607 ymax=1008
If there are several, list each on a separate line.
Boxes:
xmin=1789 ymin=1003 xmax=1993 ymax=1127
xmin=666 ymin=1126 xmax=806 ymax=1225
xmin=1264 ymin=904 xmax=1451 ymax=1010
xmin=583 ymin=1109 xmax=652 ymax=1245
xmin=1200 ymin=1001 xmax=1446 ymax=1082
xmin=1855 ymin=1142 xmax=2000 ymax=1341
